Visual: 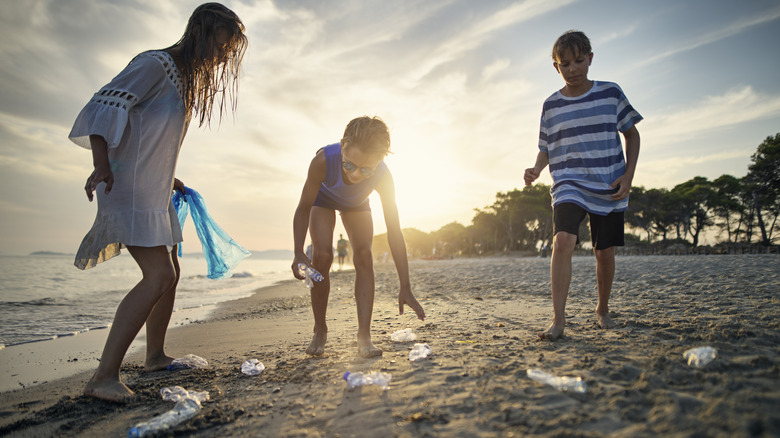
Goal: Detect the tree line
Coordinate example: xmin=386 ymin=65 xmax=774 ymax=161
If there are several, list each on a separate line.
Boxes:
xmin=374 ymin=133 xmax=780 ymax=258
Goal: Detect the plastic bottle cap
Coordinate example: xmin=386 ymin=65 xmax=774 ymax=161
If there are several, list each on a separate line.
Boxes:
xmin=343 ymin=371 xmax=351 ymax=380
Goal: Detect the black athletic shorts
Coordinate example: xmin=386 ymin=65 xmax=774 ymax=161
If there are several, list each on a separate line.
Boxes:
xmin=553 ymin=202 xmax=624 ymax=250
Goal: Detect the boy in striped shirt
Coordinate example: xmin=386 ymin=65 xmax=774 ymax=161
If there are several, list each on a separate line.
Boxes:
xmin=524 ymin=30 xmax=642 ymax=340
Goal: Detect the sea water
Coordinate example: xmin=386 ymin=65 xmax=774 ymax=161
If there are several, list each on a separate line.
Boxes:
xmin=0 ymin=253 xmax=293 ymax=348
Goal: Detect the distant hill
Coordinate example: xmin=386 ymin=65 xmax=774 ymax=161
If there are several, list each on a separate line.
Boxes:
xmin=29 ymin=251 xmax=72 ymax=256
xmin=181 ymin=249 xmax=294 ymax=260
xmin=248 ymin=249 xmax=294 ymax=260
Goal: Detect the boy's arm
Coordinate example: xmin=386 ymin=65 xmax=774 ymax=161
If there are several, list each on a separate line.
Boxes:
xmin=524 ymin=151 xmax=549 ymax=186
xmin=611 ymin=125 xmax=640 ymax=200
xmin=292 ymin=152 xmax=326 ymax=279
xmin=376 ymin=172 xmax=425 ymax=320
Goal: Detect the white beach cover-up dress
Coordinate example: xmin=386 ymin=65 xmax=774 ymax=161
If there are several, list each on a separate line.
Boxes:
xmin=69 ymin=51 xmax=190 ymax=269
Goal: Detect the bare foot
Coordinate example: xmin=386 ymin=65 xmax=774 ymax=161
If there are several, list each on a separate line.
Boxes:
xmin=597 ymin=313 xmax=617 ymax=329
xmin=306 ymin=331 xmax=327 ymax=356
xmin=83 ymin=378 xmax=135 ymax=403
xmin=357 ymin=337 xmax=382 ymax=358
xmin=144 ymin=353 xmax=175 ymax=372
xmin=538 ymin=322 xmax=564 ymax=341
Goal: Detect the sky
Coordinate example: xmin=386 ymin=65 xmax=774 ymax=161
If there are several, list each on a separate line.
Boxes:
xmin=1 ymin=0 xmax=779 ymax=256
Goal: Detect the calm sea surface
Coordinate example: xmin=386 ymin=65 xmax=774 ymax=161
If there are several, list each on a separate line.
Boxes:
xmin=0 ymin=254 xmax=294 ymax=347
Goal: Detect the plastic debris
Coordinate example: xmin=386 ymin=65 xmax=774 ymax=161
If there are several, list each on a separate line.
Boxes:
xmin=527 ymin=368 xmax=587 ymax=393
xmin=683 ymin=346 xmax=717 ymax=368
xmin=390 ymin=328 xmax=417 ymax=342
xmin=241 ymin=359 xmax=266 ymax=376
xmin=409 ymin=343 xmax=432 ymax=361
xmin=297 ymin=263 xmax=324 ymax=289
xmin=167 ymin=354 xmax=209 ymax=371
xmin=343 ymin=371 xmax=392 ymax=390
xmin=160 ymin=386 xmax=209 ymax=405
xmin=127 ymin=386 xmax=209 ymax=437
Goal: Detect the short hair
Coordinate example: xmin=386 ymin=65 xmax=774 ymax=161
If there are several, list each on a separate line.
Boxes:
xmin=341 ymin=116 xmax=391 ymax=155
xmin=552 ymin=30 xmax=591 ymax=62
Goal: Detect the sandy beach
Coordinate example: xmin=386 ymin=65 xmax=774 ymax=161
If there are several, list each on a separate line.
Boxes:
xmin=1 ymin=255 xmax=778 ymax=437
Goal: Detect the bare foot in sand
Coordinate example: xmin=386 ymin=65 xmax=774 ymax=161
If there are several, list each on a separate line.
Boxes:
xmin=83 ymin=378 xmax=135 ymax=402
xmin=538 ymin=321 xmax=564 ymax=341
xmin=306 ymin=331 xmax=327 ymax=356
xmin=144 ymin=353 xmax=175 ymax=372
xmin=597 ymin=312 xmax=617 ymax=329
xmin=357 ymin=337 xmax=382 ymax=358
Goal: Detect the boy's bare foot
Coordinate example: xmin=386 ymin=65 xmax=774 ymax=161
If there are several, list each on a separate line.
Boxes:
xmin=597 ymin=313 xmax=616 ymax=329
xmin=144 ymin=353 xmax=175 ymax=372
xmin=83 ymin=378 xmax=135 ymax=402
xmin=306 ymin=331 xmax=327 ymax=356
xmin=357 ymin=335 xmax=382 ymax=358
xmin=538 ymin=322 xmax=564 ymax=341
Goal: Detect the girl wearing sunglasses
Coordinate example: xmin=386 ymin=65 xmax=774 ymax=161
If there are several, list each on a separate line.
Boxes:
xmin=292 ymin=116 xmax=425 ymax=358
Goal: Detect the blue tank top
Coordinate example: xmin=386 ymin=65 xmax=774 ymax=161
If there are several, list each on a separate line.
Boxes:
xmin=315 ymin=143 xmax=388 ymax=210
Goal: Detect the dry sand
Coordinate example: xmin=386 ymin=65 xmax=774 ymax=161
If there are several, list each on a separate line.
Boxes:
xmin=0 ymin=255 xmax=778 ymax=437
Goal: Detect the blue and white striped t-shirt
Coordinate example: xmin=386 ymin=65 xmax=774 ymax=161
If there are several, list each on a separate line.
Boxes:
xmin=538 ymin=81 xmax=642 ymax=215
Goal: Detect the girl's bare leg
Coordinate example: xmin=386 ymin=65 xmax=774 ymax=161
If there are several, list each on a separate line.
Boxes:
xmin=342 ymin=211 xmax=381 ymax=358
xmin=144 ymin=245 xmax=181 ymax=371
xmin=306 ymin=207 xmax=336 ymax=356
xmin=83 ymin=245 xmax=177 ymax=402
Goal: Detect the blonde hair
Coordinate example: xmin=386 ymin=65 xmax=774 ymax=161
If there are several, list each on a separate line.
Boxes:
xmin=171 ymin=2 xmax=248 ymax=126
xmin=552 ymin=30 xmax=591 ymax=62
xmin=341 ymin=116 xmax=391 ymax=155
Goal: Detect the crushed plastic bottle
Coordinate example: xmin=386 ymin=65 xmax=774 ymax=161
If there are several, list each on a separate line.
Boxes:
xmin=167 ymin=354 xmax=209 ymax=371
xmin=343 ymin=371 xmax=392 ymax=390
xmin=127 ymin=398 xmax=201 ymax=438
xmin=297 ymin=263 xmax=324 ymax=289
xmin=683 ymin=346 xmax=717 ymax=368
xmin=526 ymin=368 xmax=587 ymax=393
xmin=408 ymin=343 xmax=432 ymax=361
xmin=390 ymin=328 xmax=417 ymax=342
xmin=241 ymin=359 xmax=266 ymax=376
xmin=160 ymin=386 xmax=209 ymax=404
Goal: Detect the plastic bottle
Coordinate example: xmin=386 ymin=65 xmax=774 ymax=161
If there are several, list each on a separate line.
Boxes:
xmin=408 ymin=343 xmax=432 ymax=361
xmin=167 ymin=354 xmax=208 ymax=371
xmin=241 ymin=359 xmax=266 ymax=376
xmin=127 ymin=398 xmax=201 ymax=438
xmin=342 ymin=371 xmax=392 ymax=390
xmin=526 ymin=368 xmax=587 ymax=393
xmin=683 ymin=346 xmax=717 ymax=368
xmin=297 ymin=263 xmax=324 ymax=289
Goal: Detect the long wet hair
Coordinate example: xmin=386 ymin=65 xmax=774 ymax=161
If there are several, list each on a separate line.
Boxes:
xmin=341 ymin=116 xmax=391 ymax=155
xmin=170 ymin=3 xmax=248 ymax=127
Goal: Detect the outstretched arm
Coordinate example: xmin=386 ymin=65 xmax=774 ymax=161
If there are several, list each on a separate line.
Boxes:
xmin=292 ymin=152 xmax=326 ymax=279
xmin=611 ymin=125 xmax=640 ymax=200
xmin=524 ymin=151 xmax=549 ymax=186
xmin=377 ymin=172 xmax=425 ymax=320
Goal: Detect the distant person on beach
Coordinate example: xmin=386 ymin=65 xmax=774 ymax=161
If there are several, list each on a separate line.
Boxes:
xmin=337 ymin=234 xmax=349 ymax=269
xmin=68 ymin=3 xmax=247 ymax=401
xmin=524 ymin=30 xmax=642 ymax=340
xmin=292 ymin=116 xmax=425 ymax=357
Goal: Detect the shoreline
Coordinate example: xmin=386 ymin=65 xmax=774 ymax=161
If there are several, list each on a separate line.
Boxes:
xmin=0 ymin=277 xmax=300 ymax=394
xmin=1 ymin=256 xmax=778 ymax=437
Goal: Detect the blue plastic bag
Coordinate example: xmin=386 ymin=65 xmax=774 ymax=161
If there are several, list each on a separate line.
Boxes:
xmin=172 ymin=187 xmax=250 ymax=279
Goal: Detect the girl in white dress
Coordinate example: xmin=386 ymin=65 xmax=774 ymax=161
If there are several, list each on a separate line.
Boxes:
xmin=69 ymin=2 xmax=247 ymax=402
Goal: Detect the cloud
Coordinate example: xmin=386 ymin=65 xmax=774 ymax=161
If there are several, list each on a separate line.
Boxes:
xmin=642 ymin=85 xmax=780 ymax=145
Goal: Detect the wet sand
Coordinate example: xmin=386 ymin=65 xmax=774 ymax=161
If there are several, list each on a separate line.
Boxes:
xmin=1 ymin=255 xmax=778 ymax=437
